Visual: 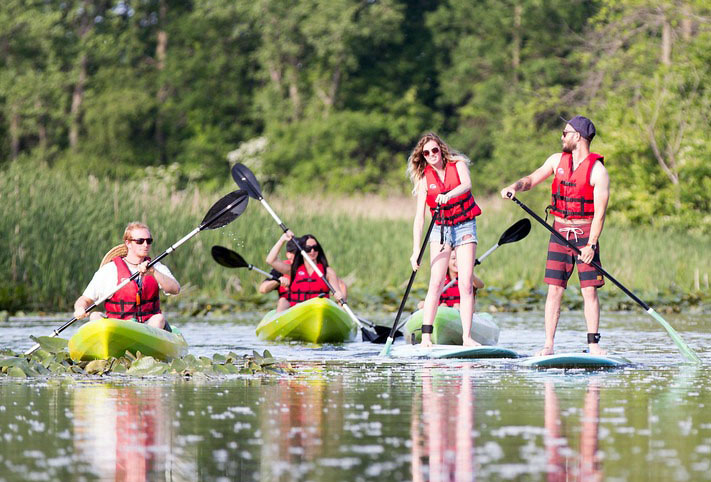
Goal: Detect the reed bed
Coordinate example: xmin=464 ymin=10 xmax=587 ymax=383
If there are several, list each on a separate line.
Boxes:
xmin=1 ymin=166 xmax=710 ymax=312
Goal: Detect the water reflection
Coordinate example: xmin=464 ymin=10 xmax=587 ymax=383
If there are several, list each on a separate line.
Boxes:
xmin=72 ymin=383 xmax=178 ymax=481
xmin=544 ymin=379 xmax=602 ymax=481
xmin=412 ymin=364 xmax=476 ymax=481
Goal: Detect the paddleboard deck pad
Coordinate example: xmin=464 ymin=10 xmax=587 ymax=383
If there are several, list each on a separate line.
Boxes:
xmin=388 ymin=344 xmax=518 ymax=360
xmin=519 ymin=352 xmax=632 ymax=369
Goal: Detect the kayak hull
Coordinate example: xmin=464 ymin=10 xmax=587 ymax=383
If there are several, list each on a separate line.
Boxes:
xmin=68 ymin=318 xmax=188 ymax=362
xmin=402 ymin=307 xmax=500 ymax=346
xmin=256 ymin=297 xmax=358 ymax=343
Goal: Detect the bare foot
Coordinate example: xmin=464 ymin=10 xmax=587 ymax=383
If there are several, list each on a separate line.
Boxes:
xmin=420 ymin=335 xmax=433 ymax=348
xmin=535 ymin=346 xmax=554 ymax=357
xmin=588 ymin=344 xmax=607 ymax=355
xmin=462 ymin=336 xmax=481 ymax=347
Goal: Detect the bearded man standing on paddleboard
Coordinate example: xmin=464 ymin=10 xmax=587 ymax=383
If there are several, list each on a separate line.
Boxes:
xmin=73 ymin=222 xmax=180 ymax=330
xmin=500 ymin=116 xmax=609 ymax=356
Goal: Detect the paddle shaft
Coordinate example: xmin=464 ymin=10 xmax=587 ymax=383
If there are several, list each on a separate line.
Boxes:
xmin=380 ymin=208 xmax=440 ymax=355
xmin=24 ymin=194 xmax=246 ymax=355
xmin=510 ymin=195 xmax=701 ymax=363
xmin=256 ymin=198 xmax=376 ymax=333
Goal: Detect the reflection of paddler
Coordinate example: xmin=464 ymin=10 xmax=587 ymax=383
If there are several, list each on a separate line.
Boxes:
xmin=73 ymin=222 xmax=180 ymax=330
xmin=544 ymin=380 xmax=602 ymax=481
xmin=72 ymin=384 xmax=170 ymax=481
xmin=413 ymin=364 xmax=475 ymax=481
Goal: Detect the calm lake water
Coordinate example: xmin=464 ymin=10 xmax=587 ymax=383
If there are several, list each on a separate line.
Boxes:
xmin=1 ymin=310 xmax=710 ymax=481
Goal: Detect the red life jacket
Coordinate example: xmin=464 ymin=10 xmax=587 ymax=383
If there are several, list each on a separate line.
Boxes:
xmin=286 ymin=262 xmax=330 ymax=306
xmin=277 ymin=259 xmax=293 ymax=299
xmin=424 ymin=162 xmax=482 ymax=226
xmin=104 ymin=257 xmax=161 ymax=323
xmin=549 ymin=152 xmax=604 ymax=220
xmin=439 ymin=274 xmax=460 ymax=307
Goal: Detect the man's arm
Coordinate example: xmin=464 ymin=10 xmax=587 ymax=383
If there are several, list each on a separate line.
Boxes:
xmin=579 ymin=161 xmax=609 ymax=264
xmin=501 ymin=153 xmax=560 ymax=198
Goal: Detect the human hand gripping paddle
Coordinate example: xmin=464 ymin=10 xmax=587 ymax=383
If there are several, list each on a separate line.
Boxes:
xmin=230 ymin=163 xmax=385 ymax=342
xmin=24 ymin=190 xmax=250 ymax=356
xmin=507 ymin=194 xmax=701 ymax=364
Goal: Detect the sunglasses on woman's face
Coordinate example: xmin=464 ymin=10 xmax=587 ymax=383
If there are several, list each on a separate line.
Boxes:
xmin=303 ymin=245 xmax=319 ymax=253
xmin=423 ymin=146 xmax=440 ymax=157
xmin=131 ymin=238 xmax=153 ymax=245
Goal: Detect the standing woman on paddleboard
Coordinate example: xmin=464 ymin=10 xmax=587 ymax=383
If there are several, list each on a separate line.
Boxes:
xmin=407 ymin=133 xmax=483 ymax=347
xmin=73 ymin=222 xmax=180 ymax=330
xmin=266 ymin=232 xmax=346 ymax=312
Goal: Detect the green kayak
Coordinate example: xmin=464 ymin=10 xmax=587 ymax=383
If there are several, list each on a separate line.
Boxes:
xmin=256 ymin=297 xmax=358 ymax=343
xmin=402 ymin=307 xmax=500 ymax=346
xmin=68 ymin=318 xmax=188 ymax=361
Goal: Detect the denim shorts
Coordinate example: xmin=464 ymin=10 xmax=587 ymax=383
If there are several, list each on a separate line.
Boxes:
xmin=429 ymin=219 xmax=478 ymax=247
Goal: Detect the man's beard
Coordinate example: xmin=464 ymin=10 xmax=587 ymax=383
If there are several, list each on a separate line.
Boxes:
xmin=562 ymin=142 xmax=574 ymax=153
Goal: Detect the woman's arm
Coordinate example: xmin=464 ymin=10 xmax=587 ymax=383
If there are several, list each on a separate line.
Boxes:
xmin=266 ymin=231 xmax=294 ymax=275
xmin=326 ymin=267 xmax=346 ymax=301
xmin=435 ymin=160 xmax=472 ymax=204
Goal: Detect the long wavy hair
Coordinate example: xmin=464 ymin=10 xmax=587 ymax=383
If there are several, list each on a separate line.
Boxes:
xmin=290 ymin=234 xmax=330 ymax=281
xmin=406 ymin=133 xmax=466 ymax=193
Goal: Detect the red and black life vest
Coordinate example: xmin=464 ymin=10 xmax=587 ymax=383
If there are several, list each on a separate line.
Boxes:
xmin=425 ymin=162 xmax=482 ymax=226
xmin=549 ymin=152 xmax=604 ymax=220
xmin=104 ymin=257 xmax=161 ymax=323
xmin=439 ymin=274 xmax=460 ymax=307
xmin=277 ymin=259 xmax=293 ymax=299
xmin=286 ymin=262 xmax=330 ymax=306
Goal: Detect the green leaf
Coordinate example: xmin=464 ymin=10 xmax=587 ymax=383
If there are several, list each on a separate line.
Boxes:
xmin=29 ymin=336 xmax=68 ymax=354
xmin=8 ymin=366 xmax=27 ymax=378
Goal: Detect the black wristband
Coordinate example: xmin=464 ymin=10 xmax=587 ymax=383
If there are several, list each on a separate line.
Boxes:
xmin=421 ymin=324 xmax=434 ymax=334
xmin=587 ymin=333 xmax=601 ymax=344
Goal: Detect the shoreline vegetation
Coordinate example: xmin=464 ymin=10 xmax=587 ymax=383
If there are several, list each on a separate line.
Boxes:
xmin=2 ymin=169 xmax=710 ymax=316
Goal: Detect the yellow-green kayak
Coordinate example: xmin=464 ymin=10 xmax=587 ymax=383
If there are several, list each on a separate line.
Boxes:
xmin=256 ymin=297 xmax=358 ymax=343
xmin=68 ymin=318 xmax=188 ymax=361
xmin=402 ymin=307 xmax=500 ymax=346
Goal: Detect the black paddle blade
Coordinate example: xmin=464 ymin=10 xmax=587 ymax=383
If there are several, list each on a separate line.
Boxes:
xmin=231 ymin=163 xmax=263 ymax=200
xmin=201 ymin=190 xmax=249 ymax=230
xmin=211 ymin=246 xmax=249 ymax=269
xmin=498 ymin=218 xmax=531 ymax=245
xmin=368 ymin=326 xmax=402 ymax=344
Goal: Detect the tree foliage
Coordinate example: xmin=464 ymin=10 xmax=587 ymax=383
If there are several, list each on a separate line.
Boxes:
xmin=1 ymin=0 xmax=710 ymax=229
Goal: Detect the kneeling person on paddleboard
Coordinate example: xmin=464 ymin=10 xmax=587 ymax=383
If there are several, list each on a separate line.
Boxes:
xmin=407 ymin=133 xmax=483 ymax=348
xmin=73 ymin=222 xmax=180 ymax=330
xmin=418 ymin=250 xmax=485 ymax=310
xmin=259 ymin=238 xmax=298 ymax=312
xmin=266 ymin=231 xmax=346 ymax=313
xmin=500 ymin=115 xmax=609 ymax=356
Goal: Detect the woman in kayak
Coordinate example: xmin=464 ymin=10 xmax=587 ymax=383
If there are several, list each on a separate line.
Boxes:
xmin=266 ymin=232 xmax=346 ymax=312
xmin=259 ymin=239 xmax=298 ymax=312
xmin=408 ymin=133 xmax=482 ymax=347
xmin=72 ymin=222 xmax=180 ymax=329
xmin=419 ymin=250 xmax=485 ymax=310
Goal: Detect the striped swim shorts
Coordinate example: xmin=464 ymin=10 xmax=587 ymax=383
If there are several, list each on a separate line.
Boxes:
xmin=544 ymin=220 xmax=605 ymax=289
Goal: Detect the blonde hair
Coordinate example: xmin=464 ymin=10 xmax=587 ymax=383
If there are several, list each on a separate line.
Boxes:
xmin=123 ymin=222 xmax=151 ymax=242
xmin=406 ymin=133 xmax=469 ymax=194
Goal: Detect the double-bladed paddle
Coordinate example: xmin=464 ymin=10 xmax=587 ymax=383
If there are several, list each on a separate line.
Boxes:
xmin=211 ymin=245 xmax=279 ymax=280
xmin=379 ymin=208 xmax=441 ymax=356
xmin=508 ymin=194 xmax=701 ymax=364
xmin=438 ymin=218 xmax=531 ymax=294
xmin=24 ymin=190 xmax=250 ymax=356
xmin=230 ymin=163 xmax=386 ymax=342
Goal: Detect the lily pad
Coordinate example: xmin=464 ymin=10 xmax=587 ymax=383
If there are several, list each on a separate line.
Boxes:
xmin=29 ymin=336 xmax=68 ymax=354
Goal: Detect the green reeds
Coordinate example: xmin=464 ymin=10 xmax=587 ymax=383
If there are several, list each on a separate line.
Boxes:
xmin=1 ymin=165 xmax=710 ymax=312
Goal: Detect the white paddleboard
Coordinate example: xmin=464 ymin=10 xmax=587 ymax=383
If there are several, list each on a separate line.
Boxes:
xmin=388 ymin=344 xmax=518 ymax=360
xmin=518 ymin=352 xmax=632 ymax=369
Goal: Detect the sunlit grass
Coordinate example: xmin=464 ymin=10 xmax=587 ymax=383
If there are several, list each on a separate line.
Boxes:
xmin=1 ymin=165 xmax=710 ymax=312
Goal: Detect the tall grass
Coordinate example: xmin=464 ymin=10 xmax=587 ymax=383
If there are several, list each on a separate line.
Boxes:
xmin=2 ymin=164 xmax=710 ymax=312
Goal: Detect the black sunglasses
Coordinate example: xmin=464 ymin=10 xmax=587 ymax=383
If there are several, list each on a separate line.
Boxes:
xmin=303 ymin=245 xmax=319 ymax=253
xmin=130 ymin=238 xmax=153 ymax=245
xmin=422 ymin=146 xmax=440 ymax=157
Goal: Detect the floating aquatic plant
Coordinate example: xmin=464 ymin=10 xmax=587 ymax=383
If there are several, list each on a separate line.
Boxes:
xmin=0 ymin=339 xmax=294 ymax=379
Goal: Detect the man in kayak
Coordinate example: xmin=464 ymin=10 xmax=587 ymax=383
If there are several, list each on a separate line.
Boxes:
xmin=500 ymin=115 xmax=609 ymax=356
xmin=72 ymin=222 xmax=180 ymax=329
xmin=258 ymin=238 xmax=298 ymax=312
